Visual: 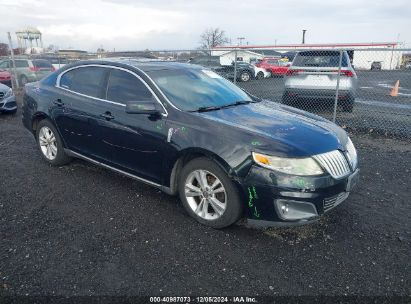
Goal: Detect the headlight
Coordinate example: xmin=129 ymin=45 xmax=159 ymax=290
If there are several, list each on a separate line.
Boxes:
xmin=3 ymin=88 xmax=13 ymax=98
xmin=346 ymin=137 xmax=358 ymax=169
xmin=252 ymin=152 xmax=324 ymax=176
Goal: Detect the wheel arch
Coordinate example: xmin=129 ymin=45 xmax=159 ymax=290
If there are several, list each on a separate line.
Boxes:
xmin=31 ymin=111 xmax=50 ymax=134
xmin=167 ymin=148 xmax=237 ymax=195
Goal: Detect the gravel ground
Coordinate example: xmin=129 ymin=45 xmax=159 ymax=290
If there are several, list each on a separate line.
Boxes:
xmin=0 ymin=101 xmax=410 ymax=300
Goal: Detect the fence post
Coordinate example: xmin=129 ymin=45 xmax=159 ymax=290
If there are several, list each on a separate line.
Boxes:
xmin=332 ymin=49 xmax=343 ymax=123
xmin=233 ymin=48 xmax=238 ymax=85
xmin=7 ymin=32 xmax=19 ymax=90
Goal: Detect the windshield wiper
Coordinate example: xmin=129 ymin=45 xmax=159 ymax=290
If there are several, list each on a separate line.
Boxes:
xmin=220 ymin=100 xmax=252 ymax=109
xmin=190 ymin=105 xmax=223 ymax=112
xmin=190 ymin=100 xmax=252 ymax=113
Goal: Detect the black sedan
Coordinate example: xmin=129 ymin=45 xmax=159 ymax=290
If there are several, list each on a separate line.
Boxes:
xmin=22 ymin=60 xmax=359 ymax=228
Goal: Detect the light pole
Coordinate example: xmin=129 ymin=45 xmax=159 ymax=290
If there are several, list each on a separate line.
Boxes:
xmin=302 ymin=30 xmax=307 ymax=44
xmin=237 ymin=37 xmax=245 ymax=46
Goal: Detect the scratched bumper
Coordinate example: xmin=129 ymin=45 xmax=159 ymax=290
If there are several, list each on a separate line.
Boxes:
xmin=240 ymin=165 xmax=356 ymax=224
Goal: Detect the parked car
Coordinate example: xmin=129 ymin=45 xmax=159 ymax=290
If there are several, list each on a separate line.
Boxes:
xmin=0 ymin=69 xmax=12 ymax=87
xmin=22 ymin=60 xmax=359 ymax=228
xmin=221 ymin=62 xmax=255 ymax=82
xmin=189 ymin=57 xmax=255 ymax=82
xmin=283 ymin=50 xmax=358 ymax=112
xmin=255 ymin=58 xmax=290 ymax=76
xmin=0 ymin=83 xmax=17 ymax=114
xmin=253 ymin=65 xmax=271 ymax=79
xmin=370 ymin=61 xmax=382 ymax=70
xmin=0 ymin=58 xmax=55 ymax=86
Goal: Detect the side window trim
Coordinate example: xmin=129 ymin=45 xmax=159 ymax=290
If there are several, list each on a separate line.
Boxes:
xmin=55 ymin=64 xmax=168 ymax=116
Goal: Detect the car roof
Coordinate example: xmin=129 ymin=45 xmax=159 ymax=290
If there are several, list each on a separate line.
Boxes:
xmin=69 ymin=59 xmax=203 ymax=73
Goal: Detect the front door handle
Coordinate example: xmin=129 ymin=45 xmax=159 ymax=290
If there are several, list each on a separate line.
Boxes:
xmin=100 ymin=112 xmax=114 ymax=120
xmin=53 ymin=99 xmax=64 ymax=107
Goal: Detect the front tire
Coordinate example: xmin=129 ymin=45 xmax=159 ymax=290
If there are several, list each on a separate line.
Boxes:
xmin=256 ymin=71 xmax=264 ymax=80
xmin=36 ymin=119 xmax=71 ymax=166
xmin=178 ymin=157 xmax=243 ymax=228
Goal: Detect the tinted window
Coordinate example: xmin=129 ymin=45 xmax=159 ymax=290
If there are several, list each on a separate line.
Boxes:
xmin=106 ymin=69 xmax=153 ymax=104
xmin=147 ymin=68 xmax=252 ymax=111
xmin=0 ymin=61 xmax=10 ymax=68
xmin=33 ymin=59 xmax=52 ymax=69
xmin=293 ymin=51 xmax=348 ymax=67
xmin=60 ymin=67 xmax=106 ymax=98
xmin=15 ymin=60 xmax=29 ymax=68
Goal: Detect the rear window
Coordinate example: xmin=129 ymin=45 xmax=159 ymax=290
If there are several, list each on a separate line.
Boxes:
xmin=33 ymin=60 xmax=53 ymax=69
xmin=293 ymin=51 xmax=348 ymax=67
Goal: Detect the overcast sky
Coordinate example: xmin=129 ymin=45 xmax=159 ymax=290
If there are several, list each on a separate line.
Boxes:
xmin=1 ymin=0 xmax=410 ymax=51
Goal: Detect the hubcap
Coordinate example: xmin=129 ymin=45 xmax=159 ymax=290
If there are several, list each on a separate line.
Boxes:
xmin=241 ymin=72 xmax=250 ymax=81
xmin=38 ymin=126 xmax=57 ymax=160
xmin=184 ymin=169 xmax=227 ymax=220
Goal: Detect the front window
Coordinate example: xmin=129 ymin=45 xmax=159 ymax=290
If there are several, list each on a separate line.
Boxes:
xmin=147 ymin=68 xmax=252 ymax=111
xmin=106 ymin=69 xmax=153 ymax=104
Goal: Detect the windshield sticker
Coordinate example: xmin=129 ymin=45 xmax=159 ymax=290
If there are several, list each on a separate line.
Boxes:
xmin=202 ymin=69 xmax=222 ymax=79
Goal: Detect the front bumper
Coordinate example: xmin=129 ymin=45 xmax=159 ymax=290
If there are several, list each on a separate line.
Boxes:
xmin=241 ymin=165 xmax=359 ymax=225
xmin=0 ymin=95 xmax=17 ymax=112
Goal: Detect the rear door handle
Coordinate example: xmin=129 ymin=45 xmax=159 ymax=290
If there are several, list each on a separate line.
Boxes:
xmin=100 ymin=112 xmax=114 ymax=120
xmin=53 ymin=99 xmax=64 ymax=107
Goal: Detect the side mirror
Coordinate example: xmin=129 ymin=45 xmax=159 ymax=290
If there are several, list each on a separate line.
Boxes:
xmin=125 ymin=100 xmax=159 ymax=115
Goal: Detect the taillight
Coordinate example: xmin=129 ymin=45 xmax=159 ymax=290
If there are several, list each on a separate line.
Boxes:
xmin=29 ymin=66 xmax=40 ymax=72
xmin=286 ymin=69 xmax=303 ymax=76
xmin=340 ymin=70 xmax=354 ymax=77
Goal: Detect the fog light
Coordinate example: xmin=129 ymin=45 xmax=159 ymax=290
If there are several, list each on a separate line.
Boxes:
xmin=274 ymin=199 xmax=318 ymax=221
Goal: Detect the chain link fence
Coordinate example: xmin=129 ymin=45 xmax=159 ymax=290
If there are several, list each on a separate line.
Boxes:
xmin=1 ymin=47 xmax=410 ymax=138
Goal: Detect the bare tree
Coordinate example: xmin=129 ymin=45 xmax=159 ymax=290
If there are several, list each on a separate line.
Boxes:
xmin=199 ymin=28 xmax=229 ymax=50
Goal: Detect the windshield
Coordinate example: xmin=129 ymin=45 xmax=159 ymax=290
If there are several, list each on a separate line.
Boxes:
xmin=147 ymin=68 xmax=252 ymax=111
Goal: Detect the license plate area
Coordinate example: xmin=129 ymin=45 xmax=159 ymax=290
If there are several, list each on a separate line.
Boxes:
xmin=346 ymin=169 xmax=360 ymax=192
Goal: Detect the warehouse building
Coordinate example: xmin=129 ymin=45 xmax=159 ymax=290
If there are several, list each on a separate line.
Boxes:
xmin=212 ymin=42 xmax=402 ymax=70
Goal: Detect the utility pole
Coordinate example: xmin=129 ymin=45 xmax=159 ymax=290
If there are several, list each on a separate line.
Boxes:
xmin=237 ymin=37 xmax=245 ymax=46
xmin=302 ymin=29 xmax=307 ymax=44
xmin=7 ymin=32 xmax=19 ymax=89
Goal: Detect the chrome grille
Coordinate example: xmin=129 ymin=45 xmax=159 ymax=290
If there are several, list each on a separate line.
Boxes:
xmin=323 ymin=192 xmax=349 ymax=211
xmin=313 ymin=150 xmax=351 ymax=179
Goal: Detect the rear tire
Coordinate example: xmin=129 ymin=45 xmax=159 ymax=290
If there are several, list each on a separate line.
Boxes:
xmin=19 ymin=75 xmax=29 ymax=86
xmin=178 ymin=157 xmax=243 ymax=229
xmin=36 ymin=119 xmax=71 ymax=166
xmin=256 ymin=71 xmax=264 ymax=80
xmin=239 ymin=71 xmax=251 ymax=82
xmin=342 ymin=96 xmax=355 ymax=112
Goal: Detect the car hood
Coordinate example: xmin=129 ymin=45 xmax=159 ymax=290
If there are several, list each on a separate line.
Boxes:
xmin=197 ymin=100 xmax=348 ymax=157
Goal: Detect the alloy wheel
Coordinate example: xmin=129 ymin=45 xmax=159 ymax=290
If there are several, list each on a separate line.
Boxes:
xmin=38 ymin=126 xmax=58 ymax=160
xmin=240 ymin=72 xmax=250 ymax=82
xmin=184 ymin=169 xmax=227 ymax=220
